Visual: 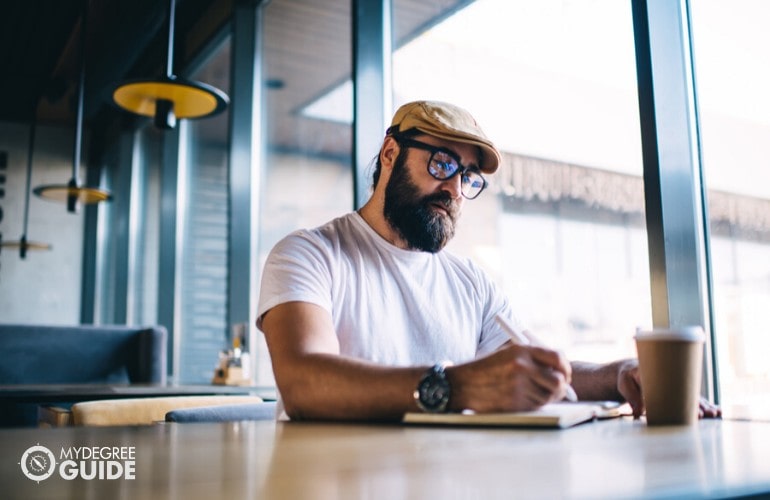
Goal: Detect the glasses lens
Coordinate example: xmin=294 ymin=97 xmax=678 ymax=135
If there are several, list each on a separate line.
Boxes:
xmin=461 ymin=172 xmax=486 ymax=199
xmin=428 ymin=151 xmax=460 ymax=180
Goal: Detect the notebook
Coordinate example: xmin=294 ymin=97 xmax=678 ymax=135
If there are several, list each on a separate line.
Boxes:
xmin=402 ymin=401 xmax=622 ymax=429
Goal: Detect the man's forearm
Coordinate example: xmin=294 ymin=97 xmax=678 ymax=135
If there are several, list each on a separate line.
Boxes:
xmin=570 ymin=359 xmax=629 ymax=402
xmin=276 ymin=353 xmax=425 ymax=421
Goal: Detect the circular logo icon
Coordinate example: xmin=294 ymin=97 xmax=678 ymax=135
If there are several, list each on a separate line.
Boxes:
xmin=20 ymin=444 xmax=56 ymax=482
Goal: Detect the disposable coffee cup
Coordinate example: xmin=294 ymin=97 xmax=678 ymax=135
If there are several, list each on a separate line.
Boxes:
xmin=634 ymin=326 xmax=705 ymax=426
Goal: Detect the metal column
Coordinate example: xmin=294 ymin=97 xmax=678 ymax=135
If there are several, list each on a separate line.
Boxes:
xmin=352 ymin=0 xmax=392 ymax=208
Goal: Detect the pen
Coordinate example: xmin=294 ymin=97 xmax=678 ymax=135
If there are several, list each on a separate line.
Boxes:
xmin=494 ymin=314 xmax=578 ymax=402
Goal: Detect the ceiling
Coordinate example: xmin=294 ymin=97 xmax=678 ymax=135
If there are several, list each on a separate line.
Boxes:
xmin=0 ymin=0 xmax=84 ymax=125
xmin=0 ymin=0 xmax=474 ymax=152
xmin=258 ymin=0 xmax=476 ymax=158
xmin=0 ymin=0 xmax=226 ymax=129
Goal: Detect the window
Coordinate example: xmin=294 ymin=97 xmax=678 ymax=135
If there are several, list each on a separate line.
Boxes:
xmin=254 ymin=0 xmax=355 ymax=384
xmin=178 ymin=38 xmax=233 ymax=383
xmin=259 ymin=1 xmax=354 ymax=270
xmin=392 ymin=0 xmax=648 ymax=361
xmin=130 ymin=126 xmax=162 ymax=327
xmin=690 ymin=0 xmax=770 ymax=413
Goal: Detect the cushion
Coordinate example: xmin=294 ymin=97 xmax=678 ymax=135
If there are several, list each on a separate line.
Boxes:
xmin=165 ymin=401 xmax=277 ymax=423
xmin=71 ymin=395 xmax=263 ymax=426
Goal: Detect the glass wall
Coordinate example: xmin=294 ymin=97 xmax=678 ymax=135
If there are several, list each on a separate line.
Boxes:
xmin=690 ymin=1 xmax=770 ymax=412
xmin=258 ymin=1 xmax=354 ymax=269
xmin=392 ymin=0 xmax=648 ymax=362
xmin=94 ymin=143 xmax=119 ymax=325
xmin=177 ymin=38 xmax=233 ymax=383
xmin=94 ymin=34 xmax=233 ymax=383
xmin=252 ymin=0 xmax=355 ymax=384
xmin=131 ymin=126 xmax=162 ymax=327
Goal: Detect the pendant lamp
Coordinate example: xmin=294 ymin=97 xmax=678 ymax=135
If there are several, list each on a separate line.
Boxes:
xmin=34 ymin=1 xmax=112 ymax=213
xmin=0 ymin=119 xmax=52 ymax=258
xmin=111 ymin=0 xmax=229 ymax=129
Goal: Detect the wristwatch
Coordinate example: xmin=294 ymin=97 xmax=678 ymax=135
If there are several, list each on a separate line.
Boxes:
xmin=414 ymin=363 xmax=452 ymax=413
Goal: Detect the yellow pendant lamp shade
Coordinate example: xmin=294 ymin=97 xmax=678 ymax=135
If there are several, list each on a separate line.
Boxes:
xmin=0 ymin=120 xmax=52 ymax=258
xmin=33 ymin=181 xmax=112 ymax=211
xmin=33 ymin=2 xmax=111 ymax=213
xmin=0 ymin=237 xmax=53 ymax=258
xmin=111 ymin=0 xmax=229 ymax=129
xmin=112 ymin=77 xmax=228 ymax=129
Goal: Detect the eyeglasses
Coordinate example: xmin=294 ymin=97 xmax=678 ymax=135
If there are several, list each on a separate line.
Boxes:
xmin=393 ymin=136 xmax=488 ymax=200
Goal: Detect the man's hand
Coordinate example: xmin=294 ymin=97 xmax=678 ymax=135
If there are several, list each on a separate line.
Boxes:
xmin=614 ymin=359 xmax=721 ymax=419
xmin=615 ymin=359 xmax=644 ymax=417
xmin=698 ymin=397 xmax=721 ymax=418
xmin=447 ymin=344 xmax=572 ymax=413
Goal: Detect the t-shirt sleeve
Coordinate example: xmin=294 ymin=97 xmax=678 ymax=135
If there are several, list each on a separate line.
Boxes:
xmin=471 ymin=262 xmax=528 ymax=357
xmin=256 ymin=231 xmax=333 ymax=331
xmin=477 ymin=301 xmax=528 ymax=357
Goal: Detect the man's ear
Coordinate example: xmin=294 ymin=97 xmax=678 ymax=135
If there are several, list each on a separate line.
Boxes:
xmin=380 ymin=136 xmax=400 ymax=170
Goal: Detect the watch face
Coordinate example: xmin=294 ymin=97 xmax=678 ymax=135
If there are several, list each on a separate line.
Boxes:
xmin=417 ymin=368 xmax=451 ymax=412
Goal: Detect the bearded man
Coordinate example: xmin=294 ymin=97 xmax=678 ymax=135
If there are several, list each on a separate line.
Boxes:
xmin=257 ymin=100 xmax=720 ymax=421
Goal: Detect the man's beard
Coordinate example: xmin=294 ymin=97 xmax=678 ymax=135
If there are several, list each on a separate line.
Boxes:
xmin=383 ymin=155 xmax=459 ymax=253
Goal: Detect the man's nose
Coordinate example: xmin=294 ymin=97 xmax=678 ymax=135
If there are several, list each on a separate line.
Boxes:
xmin=439 ymin=172 xmax=463 ymax=200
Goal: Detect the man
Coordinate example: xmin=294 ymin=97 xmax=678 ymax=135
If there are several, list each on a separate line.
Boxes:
xmin=257 ymin=100 xmax=720 ymax=421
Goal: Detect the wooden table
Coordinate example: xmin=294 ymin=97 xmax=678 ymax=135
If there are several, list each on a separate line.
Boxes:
xmin=2 ymin=417 xmax=769 ymax=499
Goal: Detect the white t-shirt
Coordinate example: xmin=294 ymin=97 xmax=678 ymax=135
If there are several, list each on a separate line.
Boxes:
xmin=257 ymin=212 xmax=523 ymax=366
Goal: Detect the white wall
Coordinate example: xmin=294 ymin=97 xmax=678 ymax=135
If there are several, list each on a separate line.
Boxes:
xmin=0 ymin=121 xmax=84 ymax=324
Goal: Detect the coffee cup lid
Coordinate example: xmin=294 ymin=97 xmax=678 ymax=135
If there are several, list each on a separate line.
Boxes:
xmin=634 ymin=326 xmax=705 ymax=342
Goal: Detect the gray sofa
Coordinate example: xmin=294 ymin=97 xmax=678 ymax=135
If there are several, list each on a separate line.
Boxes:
xmin=0 ymin=323 xmax=167 ymax=426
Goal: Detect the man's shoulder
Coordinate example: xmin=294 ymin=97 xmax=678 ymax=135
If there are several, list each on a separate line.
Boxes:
xmin=314 ymin=212 xmax=361 ymax=236
xmin=439 ymin=248 xmax=479 ymax=270
xmin=272 ymin=213 xmax=360 ymax=252
xmin=288 ymin=212 xmax=359 ymax=242
xmin=438 ymin=249 xmax=496 ymax=287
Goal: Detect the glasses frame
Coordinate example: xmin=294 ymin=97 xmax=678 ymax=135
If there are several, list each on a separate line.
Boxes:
xmin=392 ymin=136 xmax=488 ymax=200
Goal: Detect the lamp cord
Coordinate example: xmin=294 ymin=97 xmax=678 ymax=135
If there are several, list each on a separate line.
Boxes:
xmin=72 ymin=0 xmax=88 ymax=185
xmin=166 ymin=0 xmax=176 ymax=78
xmin=22 ymin=120 xmax=36 ymax=237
